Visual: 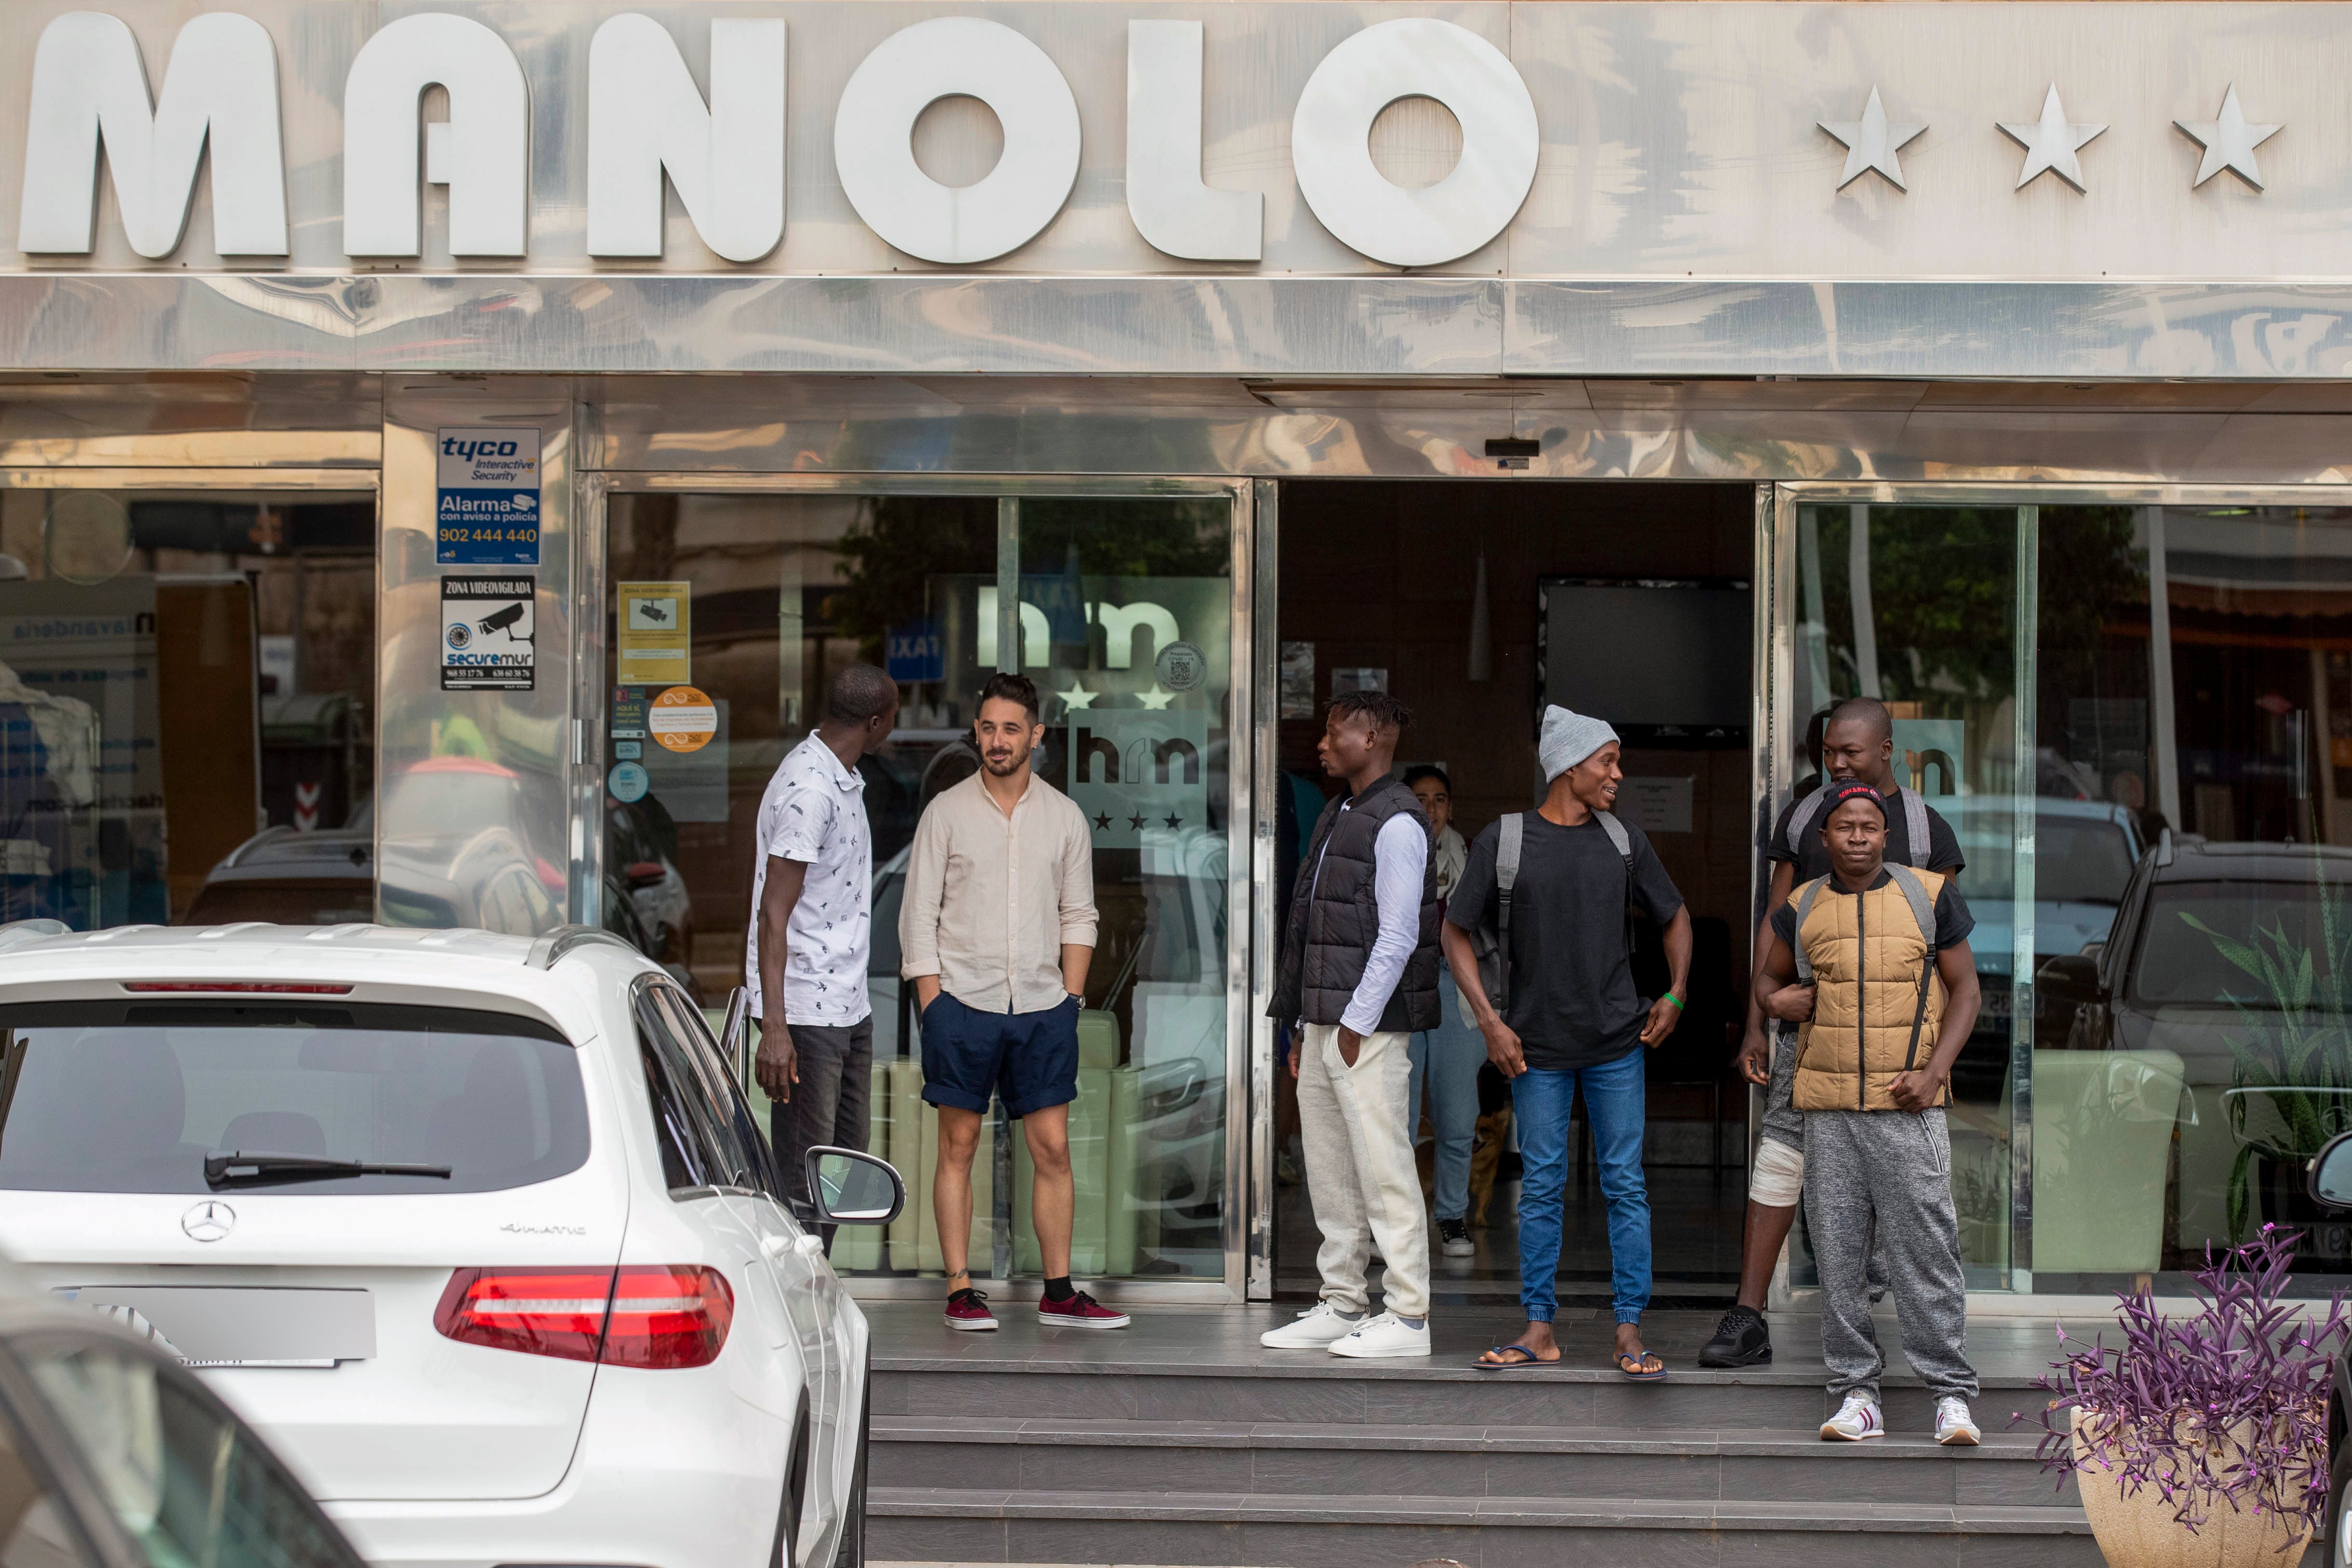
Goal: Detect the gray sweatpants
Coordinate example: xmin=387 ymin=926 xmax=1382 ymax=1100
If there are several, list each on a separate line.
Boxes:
xmin=1803 ymin=1108 xmax=1977 ymax=1402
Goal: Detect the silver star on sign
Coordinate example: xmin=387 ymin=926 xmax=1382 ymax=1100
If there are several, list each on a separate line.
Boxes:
xmin=1999 ymin=84 xmax=2105 ymax=192
xmin=1819 ymin=87 xmax=1926 ymax=192
xmin=2175 ymin=85 xmax=2280 ymax=191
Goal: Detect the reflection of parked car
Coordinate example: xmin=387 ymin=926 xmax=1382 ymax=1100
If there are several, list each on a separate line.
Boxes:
xmin=2039 ymin=835 xmax=2352 ymax=1275
xmin=608 ymin=795 xmax=693 ymax=966
xmin=381 ymin=756 xmax=564 ymax=895
xmin=1949 ymin=797 xmax=2145 ymax=1002
xmin=0 ymin=1262 xmax=371 ymax=1568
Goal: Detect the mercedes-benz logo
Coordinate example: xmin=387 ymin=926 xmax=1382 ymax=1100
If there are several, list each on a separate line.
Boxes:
xmin=181 ymin=1201 xmax=235 ymax=1243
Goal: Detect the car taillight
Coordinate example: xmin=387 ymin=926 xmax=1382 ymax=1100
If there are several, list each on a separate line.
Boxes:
xmin=433 ymin=1266 xmax=733 ymax=1370
xmin=600 ymin=1266 xmax=735 ymax=1370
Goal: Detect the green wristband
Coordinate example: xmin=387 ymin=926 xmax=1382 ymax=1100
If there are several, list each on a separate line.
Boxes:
xmin=1663 ymin=992 xmax=1684 ymax=1010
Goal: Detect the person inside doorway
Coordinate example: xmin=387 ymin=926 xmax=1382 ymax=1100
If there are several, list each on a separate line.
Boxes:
xmin=900 ymin=672 xmax=1128 ymax=1331
xmin=1261 ymin=691 xmax=1441 ymax=1359
xmin=1701 ymin=695 xmax=1965 ymax=1369
xmin=1444 ymin=707 xmax=1691 ymax=1378
xmin=749 ymin=664 xmax=900 ymax=1240
xmin=1402 ymin=765 xmax=1480 ymax=1258
xmin=1752 ymin=781 xmax=1983 ymax=1445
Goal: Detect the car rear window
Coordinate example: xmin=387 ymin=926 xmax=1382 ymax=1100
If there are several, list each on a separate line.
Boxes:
xmin=0 ymin=1001 xmax=588 ymax=1196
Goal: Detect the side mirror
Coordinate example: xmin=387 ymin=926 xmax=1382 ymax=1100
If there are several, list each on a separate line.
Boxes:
xmin=806 ymin=1146 xmax=905 ymax=1227
xmin=2035 ymin=952 xmax=2105 ymax=1006
xmin=2311 ymin=1131 xmax=2352 ymax=1211
xmin=718 ymin=986 xmax=751 ymax=1083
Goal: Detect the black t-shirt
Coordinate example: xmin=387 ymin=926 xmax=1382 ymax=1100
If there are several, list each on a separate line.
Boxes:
xmin=1769 ymin=868 xmax=1976 ymax=954
xmin=1446 ymin=812 xmax=1686 ymax=1071
xmin=1766 ymin=785 xmax=1964 ymax=885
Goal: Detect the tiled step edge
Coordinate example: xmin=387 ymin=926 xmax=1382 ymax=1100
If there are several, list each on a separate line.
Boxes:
xmin=868 ymin=1487 xmax=2093 ymax=1534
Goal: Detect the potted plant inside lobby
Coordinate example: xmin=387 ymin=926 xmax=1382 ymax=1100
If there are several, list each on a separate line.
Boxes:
xmin=2020 ymin=1227 xmax=2347 ymax=1568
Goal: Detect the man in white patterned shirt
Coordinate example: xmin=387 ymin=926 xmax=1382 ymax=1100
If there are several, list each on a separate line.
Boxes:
xmin=752 ymin=664 xmax=899 ymax=1216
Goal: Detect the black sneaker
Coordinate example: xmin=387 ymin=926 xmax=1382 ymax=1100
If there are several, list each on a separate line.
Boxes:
xmin=1697 ymin=1306 xmax=1772 ymax=1368
xmin=1437 ymin=1218 xmax=1475 ymax=1257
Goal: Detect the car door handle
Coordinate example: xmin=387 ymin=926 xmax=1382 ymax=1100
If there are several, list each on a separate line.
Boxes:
xmin=764 ymin=1233 xmax=824 ymax=1259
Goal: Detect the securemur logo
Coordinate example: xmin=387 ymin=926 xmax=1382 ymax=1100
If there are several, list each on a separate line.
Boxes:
xmin=441 ymin=574 xmax=536 ymax=692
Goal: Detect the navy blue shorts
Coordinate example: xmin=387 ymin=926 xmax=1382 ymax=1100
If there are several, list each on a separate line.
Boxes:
xmin=919 ymin=991 xmax=1080 ymax=1118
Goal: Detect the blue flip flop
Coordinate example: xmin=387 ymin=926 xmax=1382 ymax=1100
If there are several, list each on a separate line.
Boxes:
xmin=1475 ymin=1343 xmax=1558 ymax=1371
xmin=1616 ymin=1350 xmax=1668 ymax=1381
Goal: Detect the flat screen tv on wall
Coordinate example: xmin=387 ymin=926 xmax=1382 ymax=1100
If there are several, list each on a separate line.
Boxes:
xmin=1538 ymin=577 xmax=1751 ymax=746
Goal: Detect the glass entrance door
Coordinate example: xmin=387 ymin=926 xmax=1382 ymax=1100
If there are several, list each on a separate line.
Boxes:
xmin=595 ymin=482 xmax=1246 ymax=1290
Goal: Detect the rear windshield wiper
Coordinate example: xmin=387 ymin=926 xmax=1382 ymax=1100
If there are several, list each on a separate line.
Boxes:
xmin=205 ymin=1150 xmax=454 ymax=1188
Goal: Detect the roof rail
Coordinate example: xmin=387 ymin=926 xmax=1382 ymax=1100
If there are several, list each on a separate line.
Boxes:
xmin=524 ymin=925 xmax=639 ymax=971
xmin=0 ymin=919 xmax=68 ymax=955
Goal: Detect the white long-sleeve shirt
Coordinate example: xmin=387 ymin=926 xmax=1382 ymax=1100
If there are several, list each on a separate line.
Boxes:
xmin=1310 ymin=803 xmax=1430 ymax=1035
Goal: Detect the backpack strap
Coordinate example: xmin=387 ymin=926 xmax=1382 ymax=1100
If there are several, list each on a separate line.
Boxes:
xmin=1595 ymin=810 xmax=1638 ymax=960
xmin=1785 ymin=787 xmax=1827 ymax=856
xmin=1788 ymin=876 xmax=1828 ymax=985
xmin=1900 ymin=786 xmax=1931 ymax=869
xmin=1887 ymin=863 xmax=1941 ymax=1071
xmin=1493 ymin=812 xmax=1522 ymax=1010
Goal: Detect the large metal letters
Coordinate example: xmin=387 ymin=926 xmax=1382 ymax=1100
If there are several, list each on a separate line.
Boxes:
xmin=587 ymin=15 xmax=786 ymax=262
xmin=17 ymin=12 xmax=285 ymax=257
xmin=342 ymin=14 xmax=529 ymax=257
xmin=1125 ymin=21 xmax=1261 ymax=262
xmin=1289 ymin=18 xmax=1537 ymax=268
xmin=832 ymin=16 xmax=1081 ymax=264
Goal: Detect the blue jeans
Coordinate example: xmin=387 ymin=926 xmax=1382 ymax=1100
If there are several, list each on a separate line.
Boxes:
xmin=1512 ymin=1047 xmax=1652 ymax=1325
xmin=1408 ymin=970 xmax=1483 ymax=1223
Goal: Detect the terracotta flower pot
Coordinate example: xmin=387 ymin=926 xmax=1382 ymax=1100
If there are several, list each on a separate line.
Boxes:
xmin=2072 ymin=1422 xmax=2313 ymax=1568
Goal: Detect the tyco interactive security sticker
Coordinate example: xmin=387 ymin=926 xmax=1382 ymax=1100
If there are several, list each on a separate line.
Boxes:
xmin=442 ymin=575 xmax=536 ymax=691
xmin=437 ymin=428 xmax=542 ymax=565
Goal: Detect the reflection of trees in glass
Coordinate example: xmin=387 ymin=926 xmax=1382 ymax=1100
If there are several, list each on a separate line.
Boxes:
xmin=830 ymin=496 xmax=997 ymax=663
xmin=1020 ymin=499 xmax=1229 ymax=579
xmin=1814 ymin=507 xmax=2017 ymax=705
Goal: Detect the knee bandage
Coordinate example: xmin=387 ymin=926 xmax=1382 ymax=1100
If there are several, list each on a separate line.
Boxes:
xmin=1750 ymin=1137 xmax=1805 ymax=1208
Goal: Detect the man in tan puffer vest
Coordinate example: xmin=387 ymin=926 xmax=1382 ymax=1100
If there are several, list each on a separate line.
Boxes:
xmin=1755 ymin=780 xmax=1984 ymax=1447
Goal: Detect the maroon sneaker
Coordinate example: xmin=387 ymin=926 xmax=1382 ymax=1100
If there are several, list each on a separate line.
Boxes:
xmin=943 ymin=1287 xmax=997 ymax=1332
xmin=1037 ymin=1290 xmax=1131 ymax=1330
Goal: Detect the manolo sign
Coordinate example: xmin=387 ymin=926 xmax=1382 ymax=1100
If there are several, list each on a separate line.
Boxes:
xmin=16 ymin=10 xmax=1533 ymax=270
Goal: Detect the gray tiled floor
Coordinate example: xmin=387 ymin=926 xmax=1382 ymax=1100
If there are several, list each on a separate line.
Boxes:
xmin=867 ymin=1299 xmax=2074 ymax=1389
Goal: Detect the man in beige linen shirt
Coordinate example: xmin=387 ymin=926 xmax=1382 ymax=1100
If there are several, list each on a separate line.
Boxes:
xmin=900 ymin=672 xmax=1129 ymax=1331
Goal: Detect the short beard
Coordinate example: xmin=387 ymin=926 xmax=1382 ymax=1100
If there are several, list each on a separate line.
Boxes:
xmin=982 ymin=750 xmax=1026 ymax=777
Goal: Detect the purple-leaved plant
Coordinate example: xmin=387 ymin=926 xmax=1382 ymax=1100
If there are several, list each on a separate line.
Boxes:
xmin=2013 ymin=1226 xmax=2350 ymax=1540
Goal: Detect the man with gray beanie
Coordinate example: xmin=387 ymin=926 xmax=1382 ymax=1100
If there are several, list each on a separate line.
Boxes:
xmin=1441 ymin=706 xmax=1691 ymax=1377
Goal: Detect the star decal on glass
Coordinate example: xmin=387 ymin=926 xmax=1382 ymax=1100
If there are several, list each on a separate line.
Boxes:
xmin=1059 ymin=681 xmax=1096 ymax=711
xmin=1136 ymin=684 xmax=1176 ymax=710
xmin=1127 ymin=813 xmax=1148 ymax=831
xmin=1094 ymin=812 xmax=1112 ymax=830
xmin=2175 ymin=84 xmax=2280 ymax=191
xmin=1819 ymin=86 xmax=1926 ymax=192
xmin=1163 ymin=813 xmax=1183 ymax=830
xmin=1999 ymin=84 xmax=2104 ymax=192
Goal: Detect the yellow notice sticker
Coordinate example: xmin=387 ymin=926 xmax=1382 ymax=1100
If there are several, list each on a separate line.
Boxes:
xmin=649 ymin=685 xmax=718 ymax=753
xmin=617 ymin=581 xmax=690 ymax=686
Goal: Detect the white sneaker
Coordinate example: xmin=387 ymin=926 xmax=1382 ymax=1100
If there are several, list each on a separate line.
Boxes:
xmin=1437 ymin=1218 xmax=1476 ymax=1257
xmin=1326 ymin=1311 xmax=1431 ymax=1359
xmin=1259 ymin=1301 xmax=1364 ymax=1350
xmin=1819 ymin=1391 xmax=1886 ymax=1441
xmin=1935 ymin=1396 xmax=1982 ymax=1446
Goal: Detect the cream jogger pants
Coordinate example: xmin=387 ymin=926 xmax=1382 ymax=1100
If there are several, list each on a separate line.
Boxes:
xmin=1295 ymin=1022 xmax=1431 ymax=1320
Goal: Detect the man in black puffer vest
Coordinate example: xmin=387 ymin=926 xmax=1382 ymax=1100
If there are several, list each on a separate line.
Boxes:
xmin=1263 ymin=691 xmax=1440 ymax=1359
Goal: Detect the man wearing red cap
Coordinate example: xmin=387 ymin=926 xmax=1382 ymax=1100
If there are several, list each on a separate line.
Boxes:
xmin=1753 ymin=780 xmax=1983 ymax=1446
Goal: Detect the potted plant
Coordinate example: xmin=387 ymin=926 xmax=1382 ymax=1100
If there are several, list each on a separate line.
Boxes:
xmin=2019 ymin=1227 xmax=2348 ymax=1568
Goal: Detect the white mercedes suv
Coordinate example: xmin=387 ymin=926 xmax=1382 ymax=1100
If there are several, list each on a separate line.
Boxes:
xmin=0 ymin=918 xmax=900 ymax=1568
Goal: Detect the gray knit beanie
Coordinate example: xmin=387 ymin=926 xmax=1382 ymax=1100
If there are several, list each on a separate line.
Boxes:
xmin=1538 ymin=705 xmax=1619 ymax=782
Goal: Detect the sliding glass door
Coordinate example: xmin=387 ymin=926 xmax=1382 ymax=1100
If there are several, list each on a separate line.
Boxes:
xmin=591 ymin=480 xmax=1249 ymax=1292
